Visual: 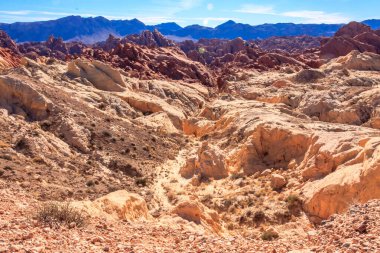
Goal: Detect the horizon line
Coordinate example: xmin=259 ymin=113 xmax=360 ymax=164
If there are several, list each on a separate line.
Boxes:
xmin=1 ymin=14 xmax=376 ymax=28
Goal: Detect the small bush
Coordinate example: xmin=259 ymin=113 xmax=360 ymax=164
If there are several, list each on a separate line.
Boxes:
xmin=285 ymin=194 xmax=301 ymax=205
xmin=229 ymin=172 xmax=245 ymax=180
xmin=253 ymin=210 xmax=266 ymax=223
xmin=86 ymin=180 xmax=95 ymax=187
xmin=285 ymin=194 xmax=303 ymax=216
xmin=3 ymin=166 xmax=13 ymax=171
xmin=102 ymin=131 xmax=112 ymax=138
xmin=135 ymin=177 xmax=147 ymax=187
xmin=261 ymin=230 xmax=279 ymax=241
xmin=35 ymin=202 xmax=87 ymax=228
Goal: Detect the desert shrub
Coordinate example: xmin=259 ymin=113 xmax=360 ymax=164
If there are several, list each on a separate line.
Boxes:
xmin=261 ymin=230 xmax=279 ymax=241
xmin=200 ymin=194 xmax=213 ymax=204
xmin=35 ymin=202 xmax=87 ymax=228
xmin=286 ymin=194 xmax=302 ymax=205
xmin=226 ymin=222 xmax=234 ymax=230
xmin=3 ymin=166 xmax=13 ymax=171
xmin=86 ymin=180 xmax=95 ymax=187
xmin=229 ymin=172 xmax=245 ymax=180
xmin=285 ymin=194 xmax=303 ymax=216
xmin=274 ymin=210 xmax=292 ymax=224
xmin=102 ymin=130 xmax=112 ymax=138
xmin=135 ymin=177 xmax=147 ymax=187
xmin=253 ymin=210 xmax=266 ymax=223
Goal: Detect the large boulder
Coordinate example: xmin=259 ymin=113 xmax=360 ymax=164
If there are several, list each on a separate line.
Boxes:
xmin=270 ymin=174 xmax=287 ymax=190
xmin=303 ymin=138 xmax=380 ymax=221
xmin=172 ymin=199 xmax=222 ymax=233
xmin=180 ymin=142 xmax=228 ymax=180
xmin=68 ymin=59 xmax=127 ymax=92
xmin=0 ymin=76 xmax=51 ymax=120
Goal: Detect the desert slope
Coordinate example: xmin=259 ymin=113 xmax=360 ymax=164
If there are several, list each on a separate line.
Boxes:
xmin=0 ymin=23 xmax=380 ymax=252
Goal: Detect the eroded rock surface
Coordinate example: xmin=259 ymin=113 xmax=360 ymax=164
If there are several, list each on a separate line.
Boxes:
xmin=0 ymin=27 xmax=380 ymax=253
xmin=0 ymin=76 xmax=51 ymax=120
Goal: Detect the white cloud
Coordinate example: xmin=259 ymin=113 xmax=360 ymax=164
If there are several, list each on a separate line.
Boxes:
xmin=234 ymin=3 xmax=350 ymax=24
xmin=207 ymin=3 xmax=214 ymax=11
xmin=0 ymin=10 xmax=32 ymax=15
xmin=135 ymin=16 xmax=179 ymax=24
xmin=282 ymin=11 xmax=349 ymax=23
xmin=193 ymin=17 xmax=238 ymax=26
xmin=179 ymin=0 xmax=203 ymax=10
xmin=235 ymin=4 xmax=274 ymax=15
xmin=0 ymin=10 xmax=95 ymax=17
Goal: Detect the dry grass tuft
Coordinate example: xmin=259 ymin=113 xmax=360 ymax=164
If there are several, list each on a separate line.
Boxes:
xmin=35 ymin=202 xmax=87 ymax=228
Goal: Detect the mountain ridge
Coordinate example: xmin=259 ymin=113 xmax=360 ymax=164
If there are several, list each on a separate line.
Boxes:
xmin=1 ymin=15 xmax=380 ymax=42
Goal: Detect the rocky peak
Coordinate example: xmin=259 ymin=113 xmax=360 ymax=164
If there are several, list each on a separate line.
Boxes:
xmin=125 ymin=29 xmax=175 ymax=48
xmin=0 ymin=30 xmax=19 ymax=54
xmin=223 ymin=37 xmax=246 ymax=54
xmin=321 ymin=21 xmax=380 ymax=59
xmin=102 ymin=34 xmax=121 ymax=52
xmin=335 ymin=21 xmax=372 ymax=38
xmin=45 ymin=35 xmax=68 ymax=54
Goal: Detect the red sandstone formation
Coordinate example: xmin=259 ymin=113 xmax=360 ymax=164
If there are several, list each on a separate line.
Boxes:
xmin=321 ymin=22 xmax=380 ymax=59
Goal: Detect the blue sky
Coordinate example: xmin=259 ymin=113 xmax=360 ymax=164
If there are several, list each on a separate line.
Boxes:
xmin=0 ymin=0 xmax=378 ymax=27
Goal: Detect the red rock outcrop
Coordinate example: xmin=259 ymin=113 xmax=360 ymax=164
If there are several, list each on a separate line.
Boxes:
xmin=335 ymin=21 xmax=372 ymax=38
xmin=180 ymin=37 xmax=319 ymax=72
xmin=0 ymin=30 xmax=20 ymax=54
xmin=0 ymin=31 xmax=21 ymax=68
xmin=102 ymin=42 xmax=215 ymax=86
xmin=125 ymin=29 xmax=176 ymax=47
xmin=0 ymin=48 xmax=21 ymax=69
xmin=18 ymin=36 xmax=87 ymax=61
xmin=257 ymin=35 xmax=323 ymax=53
xmin=321 ymin=22 xmax=380 ymax=59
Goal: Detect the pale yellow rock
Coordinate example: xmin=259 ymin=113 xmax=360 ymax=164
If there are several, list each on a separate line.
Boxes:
xmin=180 ymin=142 xmax=228 ymax=180
xmin=172 ymin=199 xmax=222 ymax=233
xmin=181 ymin=98 xmax=380 ymax=223
xmin=135 ymin=112 xmax=179 ymax=134
xmin=68 ymin=59 xmax=126 ymax=92
xmin=303 ymin=138 xmax=380 ymax=220
xmin=74 ymin=190 xmax=151 ymax=221
xmin=323 ymin=50 xmax=380 ymax=71
xmin=0 ymin=76 xmax=51 ymax=120
xmin=117 ymin=91 xmax=185 ymax=129
xmin=57 ymin=117 xmax=91 ymax=153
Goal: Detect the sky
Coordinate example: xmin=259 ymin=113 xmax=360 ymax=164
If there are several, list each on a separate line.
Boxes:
xmin=0 ymin=0 xmax=379 ymax=27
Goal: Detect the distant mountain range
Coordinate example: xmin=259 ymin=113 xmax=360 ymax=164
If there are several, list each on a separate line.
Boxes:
xmin=1 ymin=16 xmax=380 ymax=43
